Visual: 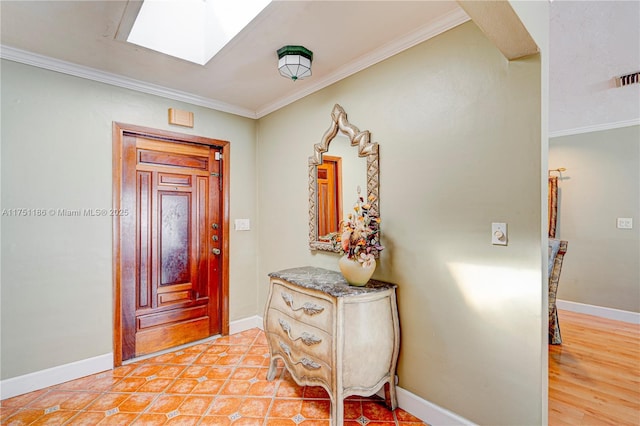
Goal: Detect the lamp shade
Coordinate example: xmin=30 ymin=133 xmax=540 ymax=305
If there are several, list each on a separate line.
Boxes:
xmin=277 ymin=45 xmax=313 ymax=81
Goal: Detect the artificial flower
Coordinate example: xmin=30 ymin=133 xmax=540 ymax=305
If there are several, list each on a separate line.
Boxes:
xmin=329 ymin=187 xmax=383 ymax=267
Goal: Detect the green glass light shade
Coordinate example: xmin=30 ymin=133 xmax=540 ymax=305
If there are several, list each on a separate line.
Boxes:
xmin=277 ymin=45 xmax=313 ymax=81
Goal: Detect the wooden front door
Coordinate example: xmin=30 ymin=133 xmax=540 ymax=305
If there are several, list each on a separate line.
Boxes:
xmin=113 ymin=123 xmax=229 ymax=364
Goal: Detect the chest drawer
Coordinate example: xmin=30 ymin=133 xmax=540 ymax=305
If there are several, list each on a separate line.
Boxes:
xmin=269 ymin=280 xmax=334 ymax=333
xmin=265 ymin=308 xmax=332 ymax=365
xmin=266 ymin=332 xmax=331 ymax=387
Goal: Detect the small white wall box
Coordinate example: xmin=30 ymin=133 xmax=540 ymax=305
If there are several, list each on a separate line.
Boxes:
xmin=492 ymin=222 xmax=508 ymax=245
xmin=616 ymin=218 xmax=633 ymax=229
xmin=234 ymin=219 xmax=250 ymax=231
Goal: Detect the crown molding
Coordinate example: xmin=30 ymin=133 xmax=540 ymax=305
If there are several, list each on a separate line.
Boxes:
xmin=549 ymin=118 xmax=640 ymax=138
xmin=255 ymin=7 xmax=470 ymax=118
xmin=1 ymin=6 xmax=469 ymax=121
xmin=0 ymin=45 xmax=258 ymax=119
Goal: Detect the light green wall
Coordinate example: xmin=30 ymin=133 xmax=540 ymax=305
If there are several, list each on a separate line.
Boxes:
xmin=0 ymin=60 xmax=258 ymax=379
xmin=549 ymin=126 xmax=640 ymax=313
xmin=257 ymin=21 xmax=543 ymax=425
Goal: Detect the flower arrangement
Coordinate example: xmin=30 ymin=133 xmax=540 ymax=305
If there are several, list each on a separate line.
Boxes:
xmin=330 ymin=187 xmax=383 ymax=268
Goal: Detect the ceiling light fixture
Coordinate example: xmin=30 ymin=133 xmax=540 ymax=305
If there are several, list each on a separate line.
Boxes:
xmin=277 ymin=45 xmax=313 ymax=81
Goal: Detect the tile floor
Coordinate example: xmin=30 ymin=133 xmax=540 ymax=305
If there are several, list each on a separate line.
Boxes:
xmin=1 ymin=328 xmax=427 ymax=425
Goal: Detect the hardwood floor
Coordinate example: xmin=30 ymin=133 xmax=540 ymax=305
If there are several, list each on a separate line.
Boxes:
xmin=549 ymin=309 xmax=640 ymax=425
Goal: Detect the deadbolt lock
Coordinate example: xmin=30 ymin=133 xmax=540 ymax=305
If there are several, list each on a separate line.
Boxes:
xmin=212 ymin=235 xmax=219 ymax=242
xmin=211 ymin=223 xmax=219 ymax=230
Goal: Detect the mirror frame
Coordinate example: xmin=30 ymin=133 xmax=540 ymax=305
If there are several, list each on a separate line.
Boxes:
xmin=309 ymin=104 xmax=379 ymax=252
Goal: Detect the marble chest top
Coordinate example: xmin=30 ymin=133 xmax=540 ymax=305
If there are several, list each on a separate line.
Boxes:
xmin=268 ymin=266 xmax=396 ymax=298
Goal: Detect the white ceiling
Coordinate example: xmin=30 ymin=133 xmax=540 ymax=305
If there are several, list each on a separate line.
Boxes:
xmin=549 ymin=0 xmax=640 ymax=136
xmin=1 ymin=1 xmax=638 ymax=132
xmin=0 ymin=0 xmax=469 ymax=118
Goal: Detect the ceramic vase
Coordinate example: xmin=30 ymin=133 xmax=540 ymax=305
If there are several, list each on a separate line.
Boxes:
xmin=338 ymin=255 xmax=376 ymax=286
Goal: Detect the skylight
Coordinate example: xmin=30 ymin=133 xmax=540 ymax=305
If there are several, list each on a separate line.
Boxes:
xmin=127 ymin=0 xmax=271 ymax=65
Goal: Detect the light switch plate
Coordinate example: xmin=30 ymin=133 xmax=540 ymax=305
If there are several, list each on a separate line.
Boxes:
xmin=617 ymin=217 xmax=633 ymax=229
xmin=234 ymin=219 xmax=250 ymax=231
xmin=492 ymin=222 xmax=508 ymax=245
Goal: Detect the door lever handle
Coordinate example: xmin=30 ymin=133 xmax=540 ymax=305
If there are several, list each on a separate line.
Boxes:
xmin=211 ymin=248 xmax=221 ymax=255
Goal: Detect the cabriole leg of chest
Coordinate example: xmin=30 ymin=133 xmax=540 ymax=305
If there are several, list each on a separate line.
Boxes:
xmin=266 ymin=357 xmax=279 ymax=381
xmin=330 ymin=392 xmax=344 ymax=426
xmin=384 ymin=380 xmax=398 ymax=411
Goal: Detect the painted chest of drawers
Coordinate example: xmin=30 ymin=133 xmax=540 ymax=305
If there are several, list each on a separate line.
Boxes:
xmin=264 ymin=267 xmax=399 ymax=425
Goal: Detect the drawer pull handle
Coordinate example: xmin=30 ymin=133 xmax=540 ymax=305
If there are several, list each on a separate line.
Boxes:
xmin=279 ymin=341 xmax=321 ymax=370
xmin=278 ymin=319 xmax=322 ymax=346
xmin=281 ymin=292 xmax=324 ymax=316
xmin=300 ymin=332 xmax=322 ymax=346
xmin=299 ymin=357 xmax=322 ymax=370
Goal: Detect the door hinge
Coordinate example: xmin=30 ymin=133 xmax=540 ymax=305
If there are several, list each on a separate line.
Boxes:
xmin=214 ymin=152 xmax=223 ymax=160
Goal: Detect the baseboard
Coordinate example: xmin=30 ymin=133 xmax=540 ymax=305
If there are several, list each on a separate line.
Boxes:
xmin=229 ymin=315 xmax=263 ymax=334
xmin=376 ymin=386 xmax=475 ymax=425
xmin=0 ymin=353 xmax=113 ymax=401
xmin=0 ymin=315 xmax=265 ymax=401
xmin=557 ymin=299 xmax=640 ymax=324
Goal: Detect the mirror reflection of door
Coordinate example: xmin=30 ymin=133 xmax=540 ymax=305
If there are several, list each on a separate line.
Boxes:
xmin=317 ymin=155 xmax=342 ymax=240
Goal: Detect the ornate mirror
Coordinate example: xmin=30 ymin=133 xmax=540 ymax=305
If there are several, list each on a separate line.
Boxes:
xmin=309 ymin=104 xmax=379 ymax=252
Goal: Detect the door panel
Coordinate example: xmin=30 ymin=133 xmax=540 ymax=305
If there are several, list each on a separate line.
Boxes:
xmin=119 ymin=132 xmax=223 ymax=360
xmin=159 ymin=191 xmax=191 ymax=286
xmin=135 ymin=317 xmax=210 ymax=357
xmin=139 ymin=150 xmax=209 ymax=170
xmin=138 ymin=171 xmax=152 ymax=309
